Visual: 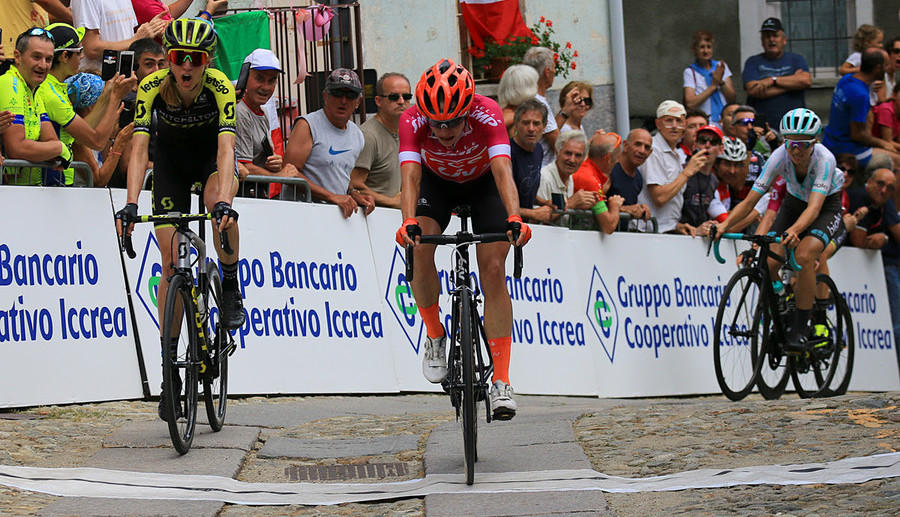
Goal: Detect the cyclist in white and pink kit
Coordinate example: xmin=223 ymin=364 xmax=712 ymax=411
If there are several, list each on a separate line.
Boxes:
xmin=395 ymin=59 xmax=531 ymax=420
xmin=715 ymin=108 xmax=843 ymax=354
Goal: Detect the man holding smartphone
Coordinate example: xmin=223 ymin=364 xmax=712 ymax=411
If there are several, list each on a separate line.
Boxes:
xmin=37 ymin=23 xmax=135 ymax=185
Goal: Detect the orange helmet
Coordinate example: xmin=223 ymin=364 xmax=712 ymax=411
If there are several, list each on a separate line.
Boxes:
xmin=415 ymin=59 xmax=475 ymax=122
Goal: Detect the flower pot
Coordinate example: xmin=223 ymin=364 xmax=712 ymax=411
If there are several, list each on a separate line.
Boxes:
xmin=482 ymin=57 xmax=514 ymax=83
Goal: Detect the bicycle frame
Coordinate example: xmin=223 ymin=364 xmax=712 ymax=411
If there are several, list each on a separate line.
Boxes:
xmin=442 ymin=214 xmax=495 ymax=419
xmin=713 ymin=232 xmax=799 ymax=350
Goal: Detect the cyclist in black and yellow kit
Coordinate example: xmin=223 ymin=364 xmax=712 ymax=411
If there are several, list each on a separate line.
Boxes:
xmin=114 ymin=18 xmax=244 ymax=421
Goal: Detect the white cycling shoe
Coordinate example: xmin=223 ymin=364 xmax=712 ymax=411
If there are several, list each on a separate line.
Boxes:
xmin=490 ymin=380 xmax=517 ymax=420
xmin=422 ymin=335 xmax=448 ymax=383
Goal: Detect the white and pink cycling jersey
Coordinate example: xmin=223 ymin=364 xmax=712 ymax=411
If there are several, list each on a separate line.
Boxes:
xmin=752 ymin=143 xmax=841 ymax=202
xmin=399 ymin=94 xmax=511 ymax=183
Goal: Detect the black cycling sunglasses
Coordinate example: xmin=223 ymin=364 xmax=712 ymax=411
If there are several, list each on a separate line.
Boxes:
xmin=378 ymin=93 xmax=413 ymax=102
xmin=429 ymin=116 xmax=466 ymax=130
xmin=329 ymin=89 xmax=360 ymax=100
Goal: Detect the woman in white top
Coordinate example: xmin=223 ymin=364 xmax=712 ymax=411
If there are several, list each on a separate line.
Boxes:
xmin=555 ymin=80 xmax=592 ymax=134
xmin=682 ymin=30 xmax=735 ymax=125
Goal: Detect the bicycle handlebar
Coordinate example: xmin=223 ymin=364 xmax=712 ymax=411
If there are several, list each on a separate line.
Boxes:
xmin=120 ymin=213 xmax=232 ymax=259
xmin=708 ymin=231 xmax=801 ymax=271
xmin=405 ymin=232 xmax=523 ymax=282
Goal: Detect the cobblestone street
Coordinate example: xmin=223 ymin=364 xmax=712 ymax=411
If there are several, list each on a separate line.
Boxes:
xmin=0 ymin=392 xmax=897 ymax=516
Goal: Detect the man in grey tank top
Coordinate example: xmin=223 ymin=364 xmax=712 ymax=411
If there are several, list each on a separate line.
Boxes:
xmin=283 ymin=68 xmax=372 ymax=217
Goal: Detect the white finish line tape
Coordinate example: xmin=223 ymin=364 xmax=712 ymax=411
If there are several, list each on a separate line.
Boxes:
xmin=0 ymin=453 xmax=898 ymax=505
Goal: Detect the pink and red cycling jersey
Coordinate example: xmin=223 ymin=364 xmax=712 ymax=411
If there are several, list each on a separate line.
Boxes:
xmin=398 ymin=94 xmax=511 ymax=183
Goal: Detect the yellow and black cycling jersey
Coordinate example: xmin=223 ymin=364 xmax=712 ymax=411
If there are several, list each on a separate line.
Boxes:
xmin=133 ymin=67 xmax=236 ymax=145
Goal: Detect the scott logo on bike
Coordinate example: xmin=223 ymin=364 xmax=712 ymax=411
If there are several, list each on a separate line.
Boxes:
xmin=385 ymin=246 xmax=425 ymax=353
xmin=586 ymin=266 xmax=619 ymax=363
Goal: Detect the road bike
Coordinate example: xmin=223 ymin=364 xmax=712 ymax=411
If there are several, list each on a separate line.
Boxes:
xmin=122 ymin=212 xmax=236 ymax=454
xmin=405 ymin=206 xmax=523 ymax=485
xmin=709 ymin=231 xmax=853 ymax=401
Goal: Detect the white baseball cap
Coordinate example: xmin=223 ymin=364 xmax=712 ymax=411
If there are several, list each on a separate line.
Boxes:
xmin=656 ymin=100 xmax=686 ymax=119
xmin=243 ymin=49 xmax=284 ymax=73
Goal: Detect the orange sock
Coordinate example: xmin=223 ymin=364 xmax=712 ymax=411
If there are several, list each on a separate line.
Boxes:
xmin=419 ymin=303 xmax=445 ymax=339
xmin=489 ymin=336 xmax=512 ymax=384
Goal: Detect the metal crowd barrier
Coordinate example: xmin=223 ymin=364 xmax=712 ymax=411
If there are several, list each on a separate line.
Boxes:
xmin=1 ymin=159 xmax=94 ymax=187
xmin=547 ymin=209 xmax=659 ymax=233
xmin=238 ymin=175 xmax=312 ymax=203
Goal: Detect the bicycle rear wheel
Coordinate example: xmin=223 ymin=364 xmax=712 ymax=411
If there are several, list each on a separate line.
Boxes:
xmin=791 ymin=274 xmax=847 ymax=398
xmin=459 ymin=293 xmax=477 ymax=486
xmin=203 ymin=262 xmax=228 ymax=432
xmin=162 ymin=275 xmax=199 ymax=455
xmin=714 ymin=269 xmax=766 ymax=401
xmin=825 ymin=294 xmax=854 ymax=396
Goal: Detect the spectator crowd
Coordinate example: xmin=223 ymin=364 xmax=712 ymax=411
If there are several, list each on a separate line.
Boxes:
xmin=2 ymin=5 xmax=900 ymax=362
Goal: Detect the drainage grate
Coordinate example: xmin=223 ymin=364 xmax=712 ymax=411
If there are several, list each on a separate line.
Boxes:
xmin=284 ymin=462 xmax=410 ymax=481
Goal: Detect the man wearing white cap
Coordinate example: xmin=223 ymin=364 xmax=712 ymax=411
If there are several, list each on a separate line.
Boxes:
xmin=234 ymin=48 xmax=300 ymax=198
xmin=637 ymin=100 xmax=709 ymax=233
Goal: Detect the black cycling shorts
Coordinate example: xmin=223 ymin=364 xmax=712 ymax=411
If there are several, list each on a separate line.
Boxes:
xmin=770 ymin=192 xmax=844 ymax=246
xmin=151 ymin=143 xmax=237 ymax=224
xmin=416 ymin=169 xmax=508 ymax=234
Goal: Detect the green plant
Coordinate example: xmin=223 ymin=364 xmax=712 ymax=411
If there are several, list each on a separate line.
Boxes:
xmin=466 ymin=16 xmax=578 ymax=79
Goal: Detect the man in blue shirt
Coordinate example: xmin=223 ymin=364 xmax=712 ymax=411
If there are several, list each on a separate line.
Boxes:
xmin=742 ymin=17 xmax=811 ymax=128
xmin=823 ymin=48 xmax=900 ymax=171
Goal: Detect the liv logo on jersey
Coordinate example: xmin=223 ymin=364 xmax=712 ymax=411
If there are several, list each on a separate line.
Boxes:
xmin=384 ymin=245 xmax=425 ymax=353
xmin=586 ymin=266 xmax=619 ymax=363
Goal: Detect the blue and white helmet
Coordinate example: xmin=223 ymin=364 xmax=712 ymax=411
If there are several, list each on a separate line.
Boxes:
xmin=780 ymin=108 xmax=821 ymax=137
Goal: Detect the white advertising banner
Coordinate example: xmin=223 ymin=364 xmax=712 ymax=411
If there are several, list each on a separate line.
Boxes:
xmin=1 ymin=187 xmax=896 ymax=408
xmin=582 ymin=233 xmax=733 ymax=397
xmin=211 ymin=199 xmax=398 ymax=394
xmin=826 ymin=247 xmax=900 ymax=391
xmin=0 ymin=187 xmax=142 ymax=407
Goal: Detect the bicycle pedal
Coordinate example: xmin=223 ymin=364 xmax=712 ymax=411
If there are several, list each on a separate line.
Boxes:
xmin=492 ymin=408 xmax=516 ymax=421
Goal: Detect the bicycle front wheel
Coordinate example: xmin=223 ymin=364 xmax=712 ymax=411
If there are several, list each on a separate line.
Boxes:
xmin=203 ymin=262 xmax=228 ymax=432
xmin=459 ymin=293 xmax=477 ymax=486
xmin=756 ymin=309 xmax=790 ymax=400
xmin=791 ymin=274 xmax=849 ymax=398
xmin=714 ymin=269 xmax=766 ymax=401
xmin=162 ymin=274 xmax=200 ymax=455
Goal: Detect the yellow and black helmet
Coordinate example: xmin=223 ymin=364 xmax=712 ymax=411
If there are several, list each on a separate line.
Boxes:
xmin=163 ymin=18 xmax=217 ymax=53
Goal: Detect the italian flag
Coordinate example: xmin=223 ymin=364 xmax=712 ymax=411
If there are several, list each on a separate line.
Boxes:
xmin=460 ymin=0 xmax=533 ymax=49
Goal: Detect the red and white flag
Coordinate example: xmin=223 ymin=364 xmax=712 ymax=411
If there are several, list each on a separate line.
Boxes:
xmin=460 ymin=0 xmax=533 ymax=49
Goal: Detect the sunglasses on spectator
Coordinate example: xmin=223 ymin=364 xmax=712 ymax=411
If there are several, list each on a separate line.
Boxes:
xmin=785 ymin=138 xmax=815 ymax=150
xmin=576 ymin=97 xmax=593 ymax=108
xmin=661 ymin=119 xmax=686 ymax=129
xmin=874 ymin=179 xmax=896 ymax=192
xmin=429 ymin=116 xmax=466 ymax=130
xmin=168 ymin=49 xmax=209 ymax=66
xmin=735 ymin=118 xmax=755 ymax=126
xmin=378 ymin=93 xmax=412 ymax=101
xmin=329 ymin=89 xmax=361 ymax=99
xmin=696 ymin=135 xmax=721 ymax=145
xmin=890 ymin=47 xmax=900 ymax=54
xmin=17 ymin=27 xmax=55 ymax=46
